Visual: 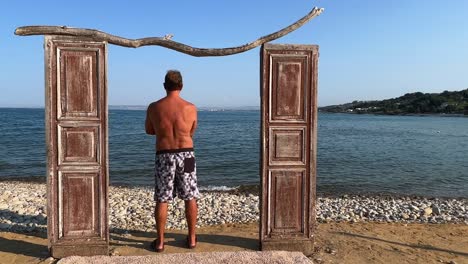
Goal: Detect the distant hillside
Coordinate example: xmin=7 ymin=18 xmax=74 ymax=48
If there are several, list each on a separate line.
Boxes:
xmin=198 ymin=106 xmax=259 ymax=111
xmin=109 ymin=105 xmax=259 ymax=111
xmin=320 ymin=89 xmax=468 ymax=115
xmin=109 ymin=105 xmax=146 ymax=110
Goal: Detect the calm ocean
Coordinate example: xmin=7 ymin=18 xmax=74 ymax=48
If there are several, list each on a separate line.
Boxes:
xmin=0 ymin=108 xmax=467 ymax=198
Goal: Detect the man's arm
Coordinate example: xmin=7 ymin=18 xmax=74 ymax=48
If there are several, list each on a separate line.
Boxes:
xmin=190 ymin=105 xmax=197 ymax=137
xmin=145 ymin=105 xmax=156 ymax=135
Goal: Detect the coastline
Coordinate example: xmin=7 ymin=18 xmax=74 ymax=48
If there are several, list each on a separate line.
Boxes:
xmin=1 ymin=177 xmax=466 ymax=200
xmin=0 ymin=181 xmax=467 ymax=235
xmin=319 ymin=111 xmax=468 ymax=118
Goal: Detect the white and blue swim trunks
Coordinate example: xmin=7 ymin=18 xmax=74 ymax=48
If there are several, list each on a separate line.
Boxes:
xmin=154 ymin=148 xmax=200 ymax=202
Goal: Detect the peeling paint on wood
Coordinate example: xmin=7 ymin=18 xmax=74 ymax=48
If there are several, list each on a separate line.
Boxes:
xmin=260 ymin=43 xmax=318 ymax=255
xmin=45 ymin=36 xmax=108 ymax=258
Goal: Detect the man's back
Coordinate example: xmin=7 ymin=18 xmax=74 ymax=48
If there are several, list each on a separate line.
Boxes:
xmin=146 ymin=95 xmax=197 ymax=151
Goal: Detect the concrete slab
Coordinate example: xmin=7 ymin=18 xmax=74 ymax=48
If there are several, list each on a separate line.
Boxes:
xmin=57 ymin=251 xmax=313 ymax=264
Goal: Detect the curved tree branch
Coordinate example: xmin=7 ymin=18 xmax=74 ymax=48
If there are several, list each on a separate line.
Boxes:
xmin=15 ymin=7 xmax=323 ymax=57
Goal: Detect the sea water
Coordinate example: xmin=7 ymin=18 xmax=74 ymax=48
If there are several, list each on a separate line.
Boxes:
xmin=0 ymin=108 xmax=467 ymax=198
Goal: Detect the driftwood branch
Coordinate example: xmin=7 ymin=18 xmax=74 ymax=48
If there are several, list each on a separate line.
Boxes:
xmin=15 ymin=7 xmax=324 ymax=57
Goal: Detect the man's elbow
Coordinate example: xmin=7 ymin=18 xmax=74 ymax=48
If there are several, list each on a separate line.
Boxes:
xmin=145 ymin=127 xmax=156 ymax=135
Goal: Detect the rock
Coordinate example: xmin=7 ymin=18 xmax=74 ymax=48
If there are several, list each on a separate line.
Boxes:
xmin=423 ymin=207 xmax=432 ymax=216
xmin=313 ymin=258 xmax=323 ymax=263
xmin=401 ymin=213 xmax=409 ymax=220
xmin=42 ymin=256 xmax=56 ymax=264
xmin=431 ymin=205 xmax=441 ymax=215
xmin=324 ymin=247 xmax=337 ymax=255
xmin=11 ymin=200 xmax=23 ymax=206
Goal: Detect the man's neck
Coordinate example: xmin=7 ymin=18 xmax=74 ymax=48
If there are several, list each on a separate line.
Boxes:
xmin=166 ymin=91 xmax=181 ymax=98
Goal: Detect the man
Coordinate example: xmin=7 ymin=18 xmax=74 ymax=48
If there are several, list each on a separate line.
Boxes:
xmin=145 ymin=70 xmax=199 ymax=252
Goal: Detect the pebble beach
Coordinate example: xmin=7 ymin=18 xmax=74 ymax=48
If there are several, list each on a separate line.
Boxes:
xmin=0 ymin=182 xmax=467 ymax=234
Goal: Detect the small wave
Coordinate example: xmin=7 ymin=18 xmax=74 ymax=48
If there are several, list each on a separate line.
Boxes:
xmin=198 ymin=185 xmax=238 ymax=192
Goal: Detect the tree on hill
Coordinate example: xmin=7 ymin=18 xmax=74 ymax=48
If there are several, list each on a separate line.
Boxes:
xmin=320 ymin=88 xmax=468 ymax=115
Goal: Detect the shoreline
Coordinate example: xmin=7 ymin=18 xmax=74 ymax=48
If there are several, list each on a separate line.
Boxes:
xmin=319 ymin=110 xmax=468 ymax=118
xmin=1 ymin=177 xmax=466 ymax=200
xmin=0 ymin=181 xmax=467 ymax=235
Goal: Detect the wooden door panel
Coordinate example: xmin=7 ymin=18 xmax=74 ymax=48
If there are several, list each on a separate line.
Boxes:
xmin=58 ymin=124 xmax=100 ymax=165
xmin=58 ymin=48 xmax=101 ymax=119
xmin=60 ymin=171 xmax=100 ymax=238
xmin=261 ymin=44 xmax=318 ymax=254
xmin=270 ymin=169 xmax=304 ymax=232
xmin=270 ymin=55 xmax=308 ymax=123
xmin=269 ymin=126 xmax=306 ymax=166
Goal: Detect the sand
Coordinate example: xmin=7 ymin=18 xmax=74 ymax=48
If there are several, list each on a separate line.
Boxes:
xmin=0 ymin=222 xmax=467 ymax=264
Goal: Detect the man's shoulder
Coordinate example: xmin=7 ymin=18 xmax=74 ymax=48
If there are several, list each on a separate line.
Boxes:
xmin=147 ymin=99 xmax=165 ymax=110
xmin=181 ymin=99 xmax=196 ymax=109
xmin=184 ymin=102 xmax=197 ymax=114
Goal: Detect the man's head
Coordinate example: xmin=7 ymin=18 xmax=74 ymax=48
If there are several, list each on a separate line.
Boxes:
xmin=164 ymin=70 xmax=183 ymax=91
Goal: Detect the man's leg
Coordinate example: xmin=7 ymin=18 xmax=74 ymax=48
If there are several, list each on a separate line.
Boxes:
xmin=185 ymin=199 xmax=197 ymax=245
xmin=155 ymin=201 xmax=168 ymax=249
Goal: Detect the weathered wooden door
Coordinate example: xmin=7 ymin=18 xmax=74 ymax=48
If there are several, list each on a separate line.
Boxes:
xmin=45 ymin=36 xmax=108 ymax=257
xmin=260 ymin=44 xmax=318 ymax=255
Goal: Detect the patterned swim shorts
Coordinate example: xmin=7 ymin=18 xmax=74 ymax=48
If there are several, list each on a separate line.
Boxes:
xmin=154 ymin=148 xmax=200 ymax=202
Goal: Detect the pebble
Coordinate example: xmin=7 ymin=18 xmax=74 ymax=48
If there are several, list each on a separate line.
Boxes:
xmin=432 ymin=205 xmax=441 ymax=215
xmin=42 ymin=256 xmax=56 ymax=264
xmin=423 ymin=207 xmax=433 ymax=216
xmin=0 ymin=182 xmax=467 ymax=233
xmin=324 ymin=247 xmax=337 ymax=255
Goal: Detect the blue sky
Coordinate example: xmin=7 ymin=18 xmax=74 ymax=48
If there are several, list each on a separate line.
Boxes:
xmin=1 ymin=0 xmax=467 ymax=107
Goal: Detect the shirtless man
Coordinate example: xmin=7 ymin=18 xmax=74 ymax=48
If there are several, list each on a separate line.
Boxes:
xmin=145 ymin=70 xmax=199 ymax=252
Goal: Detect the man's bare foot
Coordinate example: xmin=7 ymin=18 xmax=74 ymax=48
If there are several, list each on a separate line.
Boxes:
xmin=151 ymin=238 xmax=164 ymax=252
xmin=186 ymin=235 xmax=197 ymax=249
